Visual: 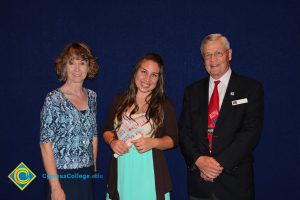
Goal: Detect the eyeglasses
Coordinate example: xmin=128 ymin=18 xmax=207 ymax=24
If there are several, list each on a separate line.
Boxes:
xmin=203 ymin=49 xmax=228 ymax=60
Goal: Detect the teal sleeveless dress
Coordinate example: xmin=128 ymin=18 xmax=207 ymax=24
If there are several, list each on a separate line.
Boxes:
xmin=106 ymin=113 xmax=170 ymax=200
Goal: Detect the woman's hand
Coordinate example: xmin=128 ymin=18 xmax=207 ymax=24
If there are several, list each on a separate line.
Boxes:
xmin=51 ymin=187 xmax=66 ymax=200
xmin=110 ymin=139 xmax=129 ymax=155
xmin=132 ymin=137 xmax=157 ymax=153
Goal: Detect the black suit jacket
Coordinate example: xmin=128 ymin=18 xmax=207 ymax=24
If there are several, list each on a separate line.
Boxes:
xmin=179 ymin=72 xmax=264 ymax=200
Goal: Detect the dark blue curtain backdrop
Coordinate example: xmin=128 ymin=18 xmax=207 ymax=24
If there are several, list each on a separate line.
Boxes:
xmin=0 ymin=0 xmax=299 ymax=199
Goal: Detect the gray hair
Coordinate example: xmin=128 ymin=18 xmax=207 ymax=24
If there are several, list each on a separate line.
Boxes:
xmin=200 ymin=33 xmax=230 ymax=54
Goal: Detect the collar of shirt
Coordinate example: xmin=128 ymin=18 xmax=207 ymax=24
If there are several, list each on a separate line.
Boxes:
xmin=209 ymin=67 xmax=232 ymax=107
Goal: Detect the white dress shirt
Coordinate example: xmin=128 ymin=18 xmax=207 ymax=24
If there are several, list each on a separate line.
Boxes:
xmin=208 ymin=68 xmax=232 ymax=108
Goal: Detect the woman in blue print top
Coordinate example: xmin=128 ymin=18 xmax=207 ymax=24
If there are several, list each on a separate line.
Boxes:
xmin=40 ymin=43 xmax=99 ymax=200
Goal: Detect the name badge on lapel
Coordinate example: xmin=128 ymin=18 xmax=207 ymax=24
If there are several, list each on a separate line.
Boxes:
xmin=232 ymin=98 xmax=248 ymax=106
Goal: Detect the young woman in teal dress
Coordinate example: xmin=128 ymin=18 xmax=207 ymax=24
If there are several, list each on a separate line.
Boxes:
xmin=103 ymin=53 xmax=178 ymax=200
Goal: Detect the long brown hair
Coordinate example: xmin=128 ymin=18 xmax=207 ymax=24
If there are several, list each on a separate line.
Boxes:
xmin=115 ymin=53 xmax=166 ymax=134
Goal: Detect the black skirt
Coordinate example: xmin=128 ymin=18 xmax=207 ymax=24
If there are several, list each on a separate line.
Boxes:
xmin=44 ymin=166 xmax=95 ymax=200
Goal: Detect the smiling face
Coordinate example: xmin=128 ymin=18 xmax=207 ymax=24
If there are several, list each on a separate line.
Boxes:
xmin=203 ymin=39 xmax=232 ymax=80
xmin=65 ymin=57 xmax=89 ymax=84
xmin=134 ymin=60 xmax=160 ymax=96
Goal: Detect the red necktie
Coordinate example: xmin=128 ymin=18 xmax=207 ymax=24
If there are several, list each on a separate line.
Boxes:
xmin=208 ymin=80 xmax=220 ymax=153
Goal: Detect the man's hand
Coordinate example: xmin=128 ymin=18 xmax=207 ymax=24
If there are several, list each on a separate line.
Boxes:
xmin=200 ymin=171 xmax=214 ymax=182
xmin=195 ymin=156 xmax=223 ymax=180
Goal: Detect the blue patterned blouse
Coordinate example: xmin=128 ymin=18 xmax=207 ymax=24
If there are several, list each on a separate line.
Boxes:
xmin=40 ymin=89 xmax=98 ymax=170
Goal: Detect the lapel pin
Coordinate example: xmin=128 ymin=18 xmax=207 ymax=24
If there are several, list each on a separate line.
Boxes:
xmin=230 ymin=92 xmax=234 ymax=96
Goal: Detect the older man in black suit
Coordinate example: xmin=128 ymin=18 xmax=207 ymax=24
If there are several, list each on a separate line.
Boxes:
xmin=179 ymin=33 xmax=264 ymax=200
